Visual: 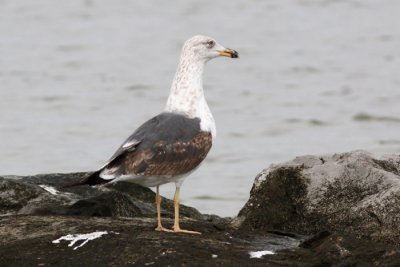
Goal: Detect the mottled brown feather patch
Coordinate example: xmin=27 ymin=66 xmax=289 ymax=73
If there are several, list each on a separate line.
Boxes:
xmin=106 ymin=131 xmax=212 ymax=177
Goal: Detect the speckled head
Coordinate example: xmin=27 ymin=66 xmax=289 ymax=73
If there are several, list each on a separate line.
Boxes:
xmin=181 ymin=35 xmax=239 ymax=62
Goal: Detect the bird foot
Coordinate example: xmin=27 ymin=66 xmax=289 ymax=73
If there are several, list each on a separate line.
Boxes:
xmin=172 ymin=226 xmax=201 ymax=235
xmin=155 ymin=226 xmax=174 ymax=233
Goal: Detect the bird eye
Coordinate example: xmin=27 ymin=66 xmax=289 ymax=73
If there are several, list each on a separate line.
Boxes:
xmin=205 ymin=40 xmax=215 ymax=49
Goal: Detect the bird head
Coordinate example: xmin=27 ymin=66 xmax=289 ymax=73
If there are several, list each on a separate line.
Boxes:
xmin=181 ymin=35 xmax=239 ymax=62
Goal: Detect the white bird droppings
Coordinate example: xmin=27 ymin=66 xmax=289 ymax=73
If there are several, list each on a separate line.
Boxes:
xmin=39 ymin=185 xmax=60 ymax=195
xmin=249 ymin=250 xmax=275 ymax=258
xmin=52 ymin=231 xmax=110 ymax=250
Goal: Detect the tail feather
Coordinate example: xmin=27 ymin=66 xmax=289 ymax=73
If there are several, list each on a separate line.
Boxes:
xmin=61 ymin=169 xmax=110 ymax=188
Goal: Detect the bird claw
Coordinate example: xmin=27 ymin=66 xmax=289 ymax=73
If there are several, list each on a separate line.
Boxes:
xmin=155 ymin=226 xmax=174 ymax=233
xmin=173 ymin=226 xmax=202 ymax=235
xmin=155 ymin=225 xmax=201 ymax=234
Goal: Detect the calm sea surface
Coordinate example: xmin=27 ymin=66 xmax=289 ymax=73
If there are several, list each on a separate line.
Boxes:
xmin=1 ymin=0 xmax=399 ymax=216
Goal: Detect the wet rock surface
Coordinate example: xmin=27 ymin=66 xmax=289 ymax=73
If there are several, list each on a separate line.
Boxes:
xmin=2 ymin=151 xmax=400 ymax=266
xmin=235 ymin=150 xmax=400 ymax=244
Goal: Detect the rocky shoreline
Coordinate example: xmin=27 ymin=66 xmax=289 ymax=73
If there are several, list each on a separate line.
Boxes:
xmin=1 ymin=150 xmax=400 ymax=266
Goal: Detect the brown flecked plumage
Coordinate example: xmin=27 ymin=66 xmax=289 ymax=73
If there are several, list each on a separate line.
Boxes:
xmin=108 ymin=131 xmax=212 ymax=178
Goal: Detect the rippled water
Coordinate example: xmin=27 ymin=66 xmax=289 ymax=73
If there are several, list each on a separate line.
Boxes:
xmin=1 ymin=0 xmax=399 ymax=216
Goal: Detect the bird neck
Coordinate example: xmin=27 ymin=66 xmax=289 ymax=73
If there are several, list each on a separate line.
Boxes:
xmin=165 ymin=57 xmax=207 ymax=117
xmin=165 ymin=56 xmax=216 ymax=137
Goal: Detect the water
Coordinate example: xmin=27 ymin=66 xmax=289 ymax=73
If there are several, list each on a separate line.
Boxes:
xmin=1 ymin=0 xmax=399 ymax=217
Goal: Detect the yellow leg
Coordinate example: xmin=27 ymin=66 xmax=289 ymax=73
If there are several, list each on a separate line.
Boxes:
xmin=155 ymin=185 xmax=172 ymax=232
xmin=172 ymin=187 xmax=201 ymax=234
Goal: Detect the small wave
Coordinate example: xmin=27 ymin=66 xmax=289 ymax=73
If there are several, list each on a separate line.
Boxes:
xmin=284 ymin=118 xmax=327 ymax=126
xmin=192 ymin=195 xmax=247 ymax=201
xmin=309 ymin=119 xmax=326 ymax=126
xmin=125 ymin=84 xmax=149 ymax=91
xmin=353 ymin=113 xmax=400 ymax=123
xmin=379 ymin=140 xmax=400 ymax=145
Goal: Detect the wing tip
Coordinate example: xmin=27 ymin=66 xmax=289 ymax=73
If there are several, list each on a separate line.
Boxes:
xmin=61 ymin=170 xmax=110 ymax=188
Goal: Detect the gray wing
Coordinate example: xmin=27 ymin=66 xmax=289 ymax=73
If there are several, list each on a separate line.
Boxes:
xmin=104 ymin=137 xmax=142 ymax=167
xmin=99 ymin=112 xmax=212 ymax=180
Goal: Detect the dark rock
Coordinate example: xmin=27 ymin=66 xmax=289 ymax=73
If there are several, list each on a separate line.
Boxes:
xmin=0 ymin=178 xmax=41 ymax=214
xmin=299 ymin=231 xmax=400 ymax=266
xmin=234 ymin=150 xmax=400 ymax=244
xmin=0 ymin=177 xmax=71 ymax=215
xmin=0 ymin=173 xmax=201 ymax=220
xmin=2 ymin=152 xmax=400 ymax=266
xmin=0 ymin=215 xmax=300 ymax=267
xmin=1 ymin=215 xmax=400 ymax=266
xmin=233 ymin=166 xmax=310 ymax=233
xmin=49 ymin=191 xmax=143 ymax=217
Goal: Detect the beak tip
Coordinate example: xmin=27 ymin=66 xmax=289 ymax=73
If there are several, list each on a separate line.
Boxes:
xmin=219 ymin=48 xmax=239 ymax=58
xmin=231 ymin=51 xmax=239 ymax=58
